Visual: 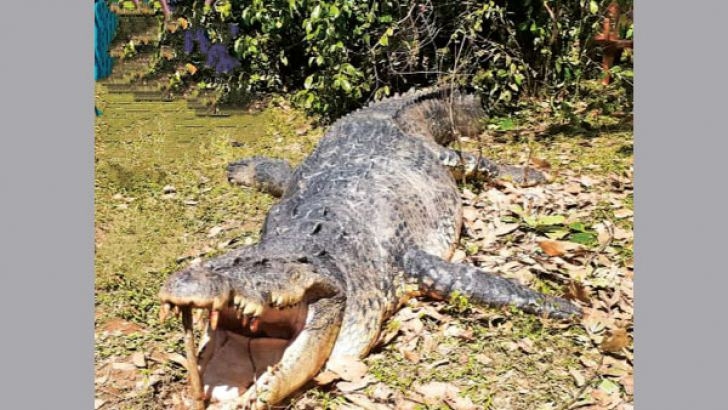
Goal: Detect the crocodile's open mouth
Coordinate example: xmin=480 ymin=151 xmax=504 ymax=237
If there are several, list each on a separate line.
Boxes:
xmin=159 ymin=259 xmax=345 ymax=407
xmin=198 ymin=303 xmax=308 ymax=403
xmin=160 ymin=298 xmax=310 ymax=405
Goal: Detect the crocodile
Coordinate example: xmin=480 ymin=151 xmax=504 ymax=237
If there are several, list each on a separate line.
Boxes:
xmin=159 ymin=87 xmax=582 ymax=409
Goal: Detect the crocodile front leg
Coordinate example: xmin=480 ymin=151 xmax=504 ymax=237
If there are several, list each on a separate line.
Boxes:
xmin=227 ymin=156 xmax=294 ymax=197
xmin=437 ymin=148 xmax=551 ymax=186
xmin=403 ymin=248 xmax=582 ymax=320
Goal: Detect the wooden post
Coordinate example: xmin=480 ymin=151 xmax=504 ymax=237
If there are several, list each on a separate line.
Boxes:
xmin=593 ymin=2 xmax=633 ymax=85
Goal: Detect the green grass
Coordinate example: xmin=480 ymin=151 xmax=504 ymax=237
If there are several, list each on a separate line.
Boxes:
xmin=94 ymin=85 xmax=320 ymax=361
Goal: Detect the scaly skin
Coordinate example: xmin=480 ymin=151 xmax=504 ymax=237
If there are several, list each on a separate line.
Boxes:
xmin=159 ymin=87 xmax=581 ymax=409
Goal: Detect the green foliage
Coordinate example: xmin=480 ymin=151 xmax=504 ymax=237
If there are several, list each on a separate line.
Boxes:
xmin=155 ymin=0 xmax=633 ymax=120
xmin=508 ymin=206 xmax=598 ymax=245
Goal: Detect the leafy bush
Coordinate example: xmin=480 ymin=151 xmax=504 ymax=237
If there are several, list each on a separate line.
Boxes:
xmin=151 ymin=0 xmax=633 ymax=120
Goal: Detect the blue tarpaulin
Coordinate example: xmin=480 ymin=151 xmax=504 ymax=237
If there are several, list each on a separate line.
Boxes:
xmin=95 ymin=0 xmax=118 ymax=81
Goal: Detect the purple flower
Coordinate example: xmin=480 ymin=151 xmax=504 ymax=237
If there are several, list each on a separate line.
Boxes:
xmin=205 ymin=45 xmax=221 ymax=68
xmin=216 ymin=54 xmax=240 ymax=73
xmin=183 ymin=30 xmax=194 ymax=54
xmin=229 ymin=23 xmax=240 ymax=38
xmin=194 ymin=29 xmax=211 ymax=54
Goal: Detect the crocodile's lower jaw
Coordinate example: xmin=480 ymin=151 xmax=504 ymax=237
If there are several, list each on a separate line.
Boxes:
xmin=197 ymin=303 xmax=309 ymax=404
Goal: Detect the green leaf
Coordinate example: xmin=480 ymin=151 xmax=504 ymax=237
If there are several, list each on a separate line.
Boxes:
xmin=329 ymin=4 xmax=340 ymax=18
xmin=538 ymin=215 xmax=566 ymax=226
xmin=598 ymin=379 xmax=620 ymax=395
xmin=569 ymin=232 xmax=597 ymax=246
xmin=304 ymin=75 xmax=314 ymax=90
xmin=378 ymin=27 xmax=393 ymax=47
xmin=589 ymin=0 xmax=599 ymax=14
xmin=545 ymin=229 xmax=570 ymax=240
xmin=311 ymin=4 xmax=321 ymax=20
xmin=497 ymin=117 xmax=515 ymax=131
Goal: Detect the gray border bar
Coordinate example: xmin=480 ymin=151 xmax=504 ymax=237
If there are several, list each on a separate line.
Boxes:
xmin=636 ymin=2 xmax=728 ymax=409
xmin=0 ymin=1 xmax=94 ymax=407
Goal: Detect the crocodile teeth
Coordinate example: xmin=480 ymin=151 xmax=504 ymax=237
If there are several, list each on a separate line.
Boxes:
xmin=233 ymin=295 xmax=244 ymax=307
xmin=159 ymin=303 xmax=172 ymax=323
xmin=212 ymin=296 xmax=228 ymax=311
xmin=271 ymin=293 xmax=284 ymax=307
xmin=243 ymin=302 xmax=263 ymax=317
xmin=253 ymin=304 xmax=264 ymax=316
xmin=250 ymin=317 xmax=260 ymax=333
xmin=209 ymin=310 xmax=220 ymax=331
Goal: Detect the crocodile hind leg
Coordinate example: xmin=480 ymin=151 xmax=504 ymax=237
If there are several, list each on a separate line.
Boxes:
xmin=403 ymin=248 xmax=582 ymax=319
xmin=227 ymin=156 xmax=293 ymax=197
xmin=437 ymin=148 xmax=551 ymax=186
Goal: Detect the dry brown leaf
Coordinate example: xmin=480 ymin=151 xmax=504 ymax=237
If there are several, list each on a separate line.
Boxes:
xmin=475 ymin=354 xmax=493 ymax=366
xmin=451 ymin=249 xmax=466 ymax=263
xmin=100 ymin=318 xmax=144 ymax=335
xmin=613 ymin=208 xmax=633 ymax=219
xmin=401 ymin=317 xmax=424 ymax=335
xmin=314 ymin=370 xmax=340 ymax=385
xmin=462 ymin=207 xmax=479 ymax=222
xmin=343 ymin=393 xmax=389 ymax=410
xmin=600 ymin=328 xmax=630 ymax=353
xmin=581 ymin=308 xmax=611 ymax=335
xmin=414 ymin=381 xmax=460 ymax=405
xmin=517 ymin=337 xmax=536 ymax=354
xmin=621 ymin=374 xmax=634 ymax=396
xmin=337 ymin=375 xmax=377 ymax=393
xmin=565 ymin=182 xmax=583 ymax=194
xmin=185 ymin=63 xmax=198 ymax=76
xmin=165 ymin=352 xmax=188 ymax=368
xmin=131 ymin=352 xmax=146 ymax=368
xmin=111 ymin=362 xmax=136 ymax=372
xmin=564 ymin=281 xmax=591 ymax=303
xmin=403 ymin=350 xmax=421 ymax=363
xmin=495 ymin=223 xmax=520 ymax=237
xmin=579 ymin=175 xmax=596 ymax=187
xmin=613 ymin=226 xmax=631 ymax=241
xmin=207 ymin=226 xmax=223 ymax=238
xmin=530 ymin=157 xmax=552 ymax=170
xmin=370 ymin=383 xmax=395 ymax=401
xmin=394 ymin=396 xmax=422 ymax=410
xmin=537 ymin=240 xmax=584 ymax=257
xmin=569 ymin=369 xmax=586 ymax=387
xmin=327 ymin=355 xmax=368 ymax=382
xmin=446 ymin=393 xmax=477 ymax=410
